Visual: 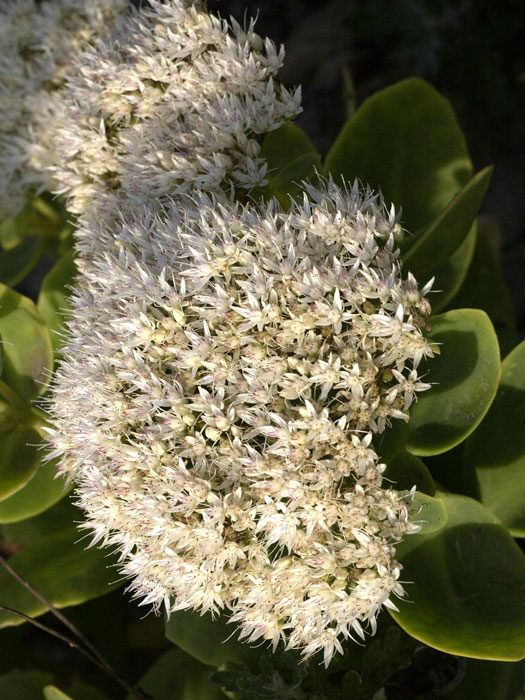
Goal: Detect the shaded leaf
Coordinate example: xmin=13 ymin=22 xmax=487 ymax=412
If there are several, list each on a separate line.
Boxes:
xmin=404 ymin=166 xmax=492 ymax=275
xmin=391 ymin=493 xmax=525 ymax=661
xmin=270 ymin=152 xmax=321 ymax=206
xmin=260 ymin=123 xmax=317 ymax=175
xmin=407 ymin=309 xmax=501 ymax=456
xmin=0 ymin=671 xmax=53 ymax=700
xmin=126 ymin=649 xmax=223 ymax=700
xmin=451 ymin=216 xmax=518 ymax=356
xmin=464 ymin=340 xmax=525 ymax=537
xmin=426 ymin=222 xmax=477 ymax=313
xmin=0 ymin=196 xmax=63 ymax=250
xmin=0 ymin=527 xmax=121 ymax=628
xmin=324 ymin=78 xmax=472 ymax=233
xmin=165 ymin=609 xmax=259 ymax=667
xmin=0 ymin=237 xmax=48 ymax=287
xmin=37 ymin=252 xmax=77 ymax=355
xmin=0 ymin=426 xmax=42 ymax=501
xmin=384 ymin=451 xmax=435 ymax=496
xmin=446 ymin=658 xmax=525 ymax=700
xmin=0 ymin=283 xmax=53 ymax=401
xmin=0 ymin=458 xmax=70 ymax=524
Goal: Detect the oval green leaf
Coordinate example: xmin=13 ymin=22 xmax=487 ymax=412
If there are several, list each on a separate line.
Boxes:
xmin=43 ymin=689 xmax=73 ymax=700
xmin=0 ymin=237 xmax=47 ymax=288
xmin=452 ymin=217 xmax=518 ymax=357
xmin=404 ymin=166 xmax=492 ymax=276
xmin=407 ymin=309 xmax=501 ymax=456
xmin=410 ymin=492 xmax=448 ymax=534
xmin=165 ymin=609 xmax=259 ymax=668
xmin=0 ymin=528 xmax=121 ymax=629
xmin=0 ymin=283 xmax=53 ymax=401
xmin=126 ymin=649 xmax=223 ymax=700
xmin=426 ymin=222 xmax=477 ymax=313
xmin=384 ymin=451 xmax=436 ymax=496
xmin=0 ymin=458 xmax=70 ymax=524
xmin=391 ymin=493 xmax=525 ymax=660
xmin=464 ymin=341 xmax=525 ymax=537
xmin=0 ymin=426 xmax=42 ymax=501
xmin=324 ymin=78 xmax=472 ymax=233
xmin=260 ymin=123 xmax=317 ymax=175
xmin=0 ymin=672 xmax=54 ymax=700
xmin=37 ymin=252 xmax=77 ymax=355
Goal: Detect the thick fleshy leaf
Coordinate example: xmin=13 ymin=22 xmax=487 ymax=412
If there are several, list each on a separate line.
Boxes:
xmin=391 ymin=493 xmax=525 ymax=660
xmin=43 ymin=689 xmax=73 ymax=700
xmin=452 ymin=217 xmax=518 ymax=356
xmin=407 ymin=309 xmax=501 ymax=456
xmin=446 ymin=659 xmax=525 ymax=700
xmin=464 ymin=341 xmax=525 ymax=537
xmin=374 ymin=420 xmax=408 ymax=463
xmin=37 ymin=252 xmax=77 ymax=355
xmin=0 ymin=528 xmax=121 ymax=628
xmin=0 ymin=458 xmax=70 ymax=523
xmin=0 ymin=671 xmax=53 ymax=700
xmin=404 ymin=166 xmax=492 ymax=275
xmin=0 ymin=284 xmax=53 ymax=401
xmin=410 ymin=492 xmax=448 ymax=535
xmin=426 ymin=222 xmax=477 ymax=313
xmin=0 ymin=237 xmax=47 ymax=287
xmin=0 ymin=426 xmax=42 ymax=501
xmin=270 ymin=152 xmax=321 ymax=206
xmin=165 ymin=610 xmax=259 ymax=667
xmin=384 ymin=452 xmax=435 ymax=496
xmin=260 ymin=123 xmax=317 ymax=175
xmin=0 ymin=197 xmax=63 ymax=250
xmin=324 ymin=78 xmax=472 ymax=233
xmin=126 ymin=649 xmax=223 ymax=700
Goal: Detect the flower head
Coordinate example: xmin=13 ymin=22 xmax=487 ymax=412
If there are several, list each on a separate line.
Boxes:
xmin=48 ymin=180 xmax=433 ymax=664
xmin=0 ymin=0 xmax=129 ymax=219
xmin=47 ymin=0 xmax=301 ymax=221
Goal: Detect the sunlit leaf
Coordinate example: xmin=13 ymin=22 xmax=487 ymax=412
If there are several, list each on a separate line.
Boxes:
xmin=324 ymin=78 xmax=472 ymax=233
xmin=464 ymin=341 xmax=525 ymax=537
xmin=391 ymin=493 xmax=525 ymax=661
xmin=407 ymin=309 xmax=501 ymax=456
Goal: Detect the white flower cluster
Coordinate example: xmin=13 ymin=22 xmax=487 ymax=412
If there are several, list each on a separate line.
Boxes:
xmin=48 ymin=181 xmax=433 ymax=665
xmin=48 ymin=0 xmax=302 ymax=221
xmin=0 ymin=0 xmax=129 ymax=220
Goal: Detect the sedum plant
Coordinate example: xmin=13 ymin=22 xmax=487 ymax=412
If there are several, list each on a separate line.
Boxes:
xmin=0 ymin=0 xmax=523 ymax=699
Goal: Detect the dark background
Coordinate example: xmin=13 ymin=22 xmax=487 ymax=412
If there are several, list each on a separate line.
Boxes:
xmin=209 ymin=0 xmax=525 ymax=334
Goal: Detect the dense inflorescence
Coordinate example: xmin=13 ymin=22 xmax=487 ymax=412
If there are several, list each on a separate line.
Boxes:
xmin=47 ymin=0 xmax=301 ymax=223
xmin=48 ymin=181 xmax=434 ymax=665
xmin=0 ymin=0 xmax=129 ymax=220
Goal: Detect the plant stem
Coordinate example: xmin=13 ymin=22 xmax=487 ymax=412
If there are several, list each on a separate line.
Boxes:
xmin=0 ymin=555 xmax=150 ymax=700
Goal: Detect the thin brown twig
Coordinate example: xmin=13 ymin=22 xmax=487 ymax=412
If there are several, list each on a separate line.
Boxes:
xmin=0 ymin=552 xmax=107 ymax=665
xmin=0 ymin=556 xmax=150 ymax=700
xmin=0 ymin=604 xmax=150 ymax=699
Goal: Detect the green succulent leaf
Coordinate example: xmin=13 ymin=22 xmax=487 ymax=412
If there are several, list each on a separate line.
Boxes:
xmin=0 ymin=527 xmax=121 ymax=629
xmin=0 ymin=671 xmax=54 ymax=700
xmin=0 ymin=458 xmax=70 ymax=524
xmin=0 ymin=237 xmax=48 ymax=287
xmin=426 ymin=222 xmax=477 ymax=313
xmin=407 ymin=309 xmax=501 ymax=456
xmin=126 ymin=649 xmax=223 ymax=700
xmin=260 ymin=123 xmax=317 ymax=175
xmin=384 ymin=451 xmax=436 ymax=495
xmin=0 ymin=196 xmax=63 ymax=250
xmin=43 ymin=689 xmax=74 ymax=700
xmin=446 ymin=658 xmax=525 ymax=700
xmin=391 ymin=492 xmax=525 ymax=661
xmin=324 ymin=78 xmax=472 ymax=233
xmin=410 ymin=492 xmax=448 ymax=534
xmin=37 ymin=251 xmax=77 ymax=355
xmin=165 ymin=609 xmax=259 ymax=668
xmin=404 ymin=166 xmax=492 ymax=276
xmin=270 ymin=152 xmax=321 ymax=206
xmin=0 ymin=426 xmax=42 ymax=501
xmin=452 ymin=216 xmax=518 ymax=356
xmin=0 ymin=283 xmax=53 ymax=402
xmin=464 ymin=341 xmax=525 ymax=537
